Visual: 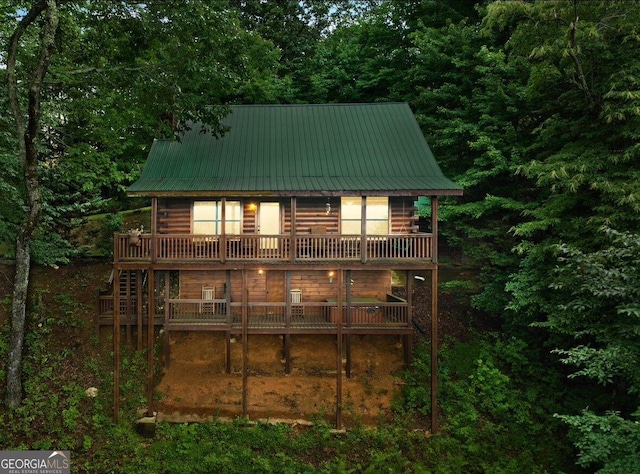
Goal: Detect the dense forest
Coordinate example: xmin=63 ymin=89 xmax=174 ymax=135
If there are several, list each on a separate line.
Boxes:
xmin=1 ymin=1 xmax=639 ymax=472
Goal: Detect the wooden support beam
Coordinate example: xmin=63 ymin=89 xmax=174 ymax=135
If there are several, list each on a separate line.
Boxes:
xmin=146 ymin=269 xmax=155 ymax=417
xmin=126 ymin=271 xmax=132 ymax=345
xmin=345 ymin=335 xmax=351 ymax=378
xmin=284 ymin=270 xmax=291 ymax=374
xmin=113 ymin=268 xmax=120 ymax=423
xmin=345 ymin=270 xmax=352 ymax=377
xmin=406 ymin=270 xmax=414 ymax=368
xmin=430 ymin=196 xmax=439 ymax=432
xmin=242 ymin=269 xmax=248 ymax=418
xmin=360 ymin=197 xmax=367 ymax=264
xmin=151 ymin=198 xmax=158 ymax=264
xmin=164 ymin=270 xmax=170 ymax=368
xmin=225 ymin=270 xmax=232 ymax=374
xmin=431 ymin=266 xmax=439 ymax=433
xmin=219 ymin=198 xmax=227 ymax=264
xmin=283 ymin=334 xmax=291 ymax=375
xmin=290 ymin=197 xmax=296 ymax=263
xmin=136 ymin=270 xmax=143 ymax=350
xmin=431 ymin=197 xmax=438 ymax=264
xmin=335 ymin=270 xmax=343 ymax=430
xmin=404 ymin=334 xmax=413 ymax=366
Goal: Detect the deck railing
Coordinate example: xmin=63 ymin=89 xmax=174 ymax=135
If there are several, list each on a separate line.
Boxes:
xmin=115 ymin=233 xmax=433 ymax=263
xmin=163 ymin=299 xmax=409 ymax=329
xmin=98 ymin=295 xmax=410 ymax=331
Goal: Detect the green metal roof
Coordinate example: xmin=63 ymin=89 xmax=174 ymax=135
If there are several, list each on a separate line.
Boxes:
xmin=127 ymin=103 xmax=462 ymax=197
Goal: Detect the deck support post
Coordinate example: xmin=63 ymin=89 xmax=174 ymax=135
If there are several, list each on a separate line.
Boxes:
xmin=335 ymin=270 xmax=343 ymax=430
xmin=283 ymin=335 xmax=291 ymax=375
xmin=406 ymin=270 xmax=414 ymax=367
xmin=225 ymin=332 xmax=232 ymax=374
xmin=241 ymin=269 xmax=248 ymax=417
xmin=146 ymin=269 xmax=155 ymax=417
xmin=136 ymin=270 xmax=143 ymax=350
xmin=431 ymin=265 xmax=438 ymax=433
xmin=284 ymin=270 xmax=291 ymax=374
xmin=164 ymin=270 xmax=170 ymax=368
xmin=404 ymin=335 xmax=413 ymax=366
xmin=345 ymin=270 xmax=352 ymax=377
xmin=345 ymin=335 xmax=351 ymax=378
xmin=126 ymin=271 xmax=132 ymax=345
xmin=113 ymin=266 xmax=121 ymax=423
xmin=225 ymin=270 xmax=232 ymax=374
xmin=431 ymin=196 xmax=439 ymax=433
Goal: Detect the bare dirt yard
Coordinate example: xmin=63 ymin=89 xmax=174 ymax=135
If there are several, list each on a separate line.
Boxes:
xmin=156 ymin=332 xmax=407 ymax=427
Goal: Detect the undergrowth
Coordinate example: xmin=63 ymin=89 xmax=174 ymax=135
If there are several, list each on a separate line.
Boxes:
xmin=0 ymin=276 xmax=581 ymax=473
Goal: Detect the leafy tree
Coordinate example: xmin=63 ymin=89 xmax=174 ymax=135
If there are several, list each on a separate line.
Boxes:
xmin=2 ymin=0 xmax=287 ymax=407
xmin=546 ymin=229 xmax=640 ymax=471
xmin=5 ymin=0 xmax=62 ymax=408
xmin=475 ymin=2 xmax=640 ymax=469
xmin=485 ymin=0 xmax=640 ymax=336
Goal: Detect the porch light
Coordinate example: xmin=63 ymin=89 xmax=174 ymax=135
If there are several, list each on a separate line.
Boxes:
xmin=248 ymin=202 xmax=257 ymax=212
xmin=328 ymin=271 xmax=335 ymax=283
xmin=258 ymin=269 xmax=264 ymax=275
xmin=325 ymin=200 xmax=331 ymax=215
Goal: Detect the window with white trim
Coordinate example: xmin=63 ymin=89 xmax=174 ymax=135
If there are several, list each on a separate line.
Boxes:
xmin=340 ymin=197 xmax=389 ymax=235
xmin=193 ymin=201 xmax=241 ymax=234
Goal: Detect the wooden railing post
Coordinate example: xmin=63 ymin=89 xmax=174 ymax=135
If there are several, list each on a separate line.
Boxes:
xmin=113 ymin=232 xmax=120 ymax=263
xmin=431 ymin=196 xmax=438 ymax=264
xmin=290 ymin=197 xmax=297 ymax=263
xmin=360 ymin=196 xmax=367 ymax=263
xmin=151 ymin=198 xmax=158 ymax=264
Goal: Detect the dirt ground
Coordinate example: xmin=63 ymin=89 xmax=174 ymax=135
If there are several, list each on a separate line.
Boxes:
xmin=156 ymin=332 xmax=407 ymax=427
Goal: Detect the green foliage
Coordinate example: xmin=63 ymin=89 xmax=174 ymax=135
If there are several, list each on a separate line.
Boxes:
xmin=399 ymin=339 xmax=572 ymax=472
xmin=7 ymin=1 xmax=640 ymax=471
xmin=558 ymin=409 xmax=640 ymax=473
xmin=96 ymin=212 xmax=124 ymax=256
xmin=538 ymin=228 xmax=640 ymax=471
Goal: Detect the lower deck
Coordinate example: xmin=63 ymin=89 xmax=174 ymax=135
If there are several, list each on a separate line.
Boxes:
xmin=98 ymin=299 xmax=413 ymax=335
xmin=98 ymin=268 xmax=420 ymax=336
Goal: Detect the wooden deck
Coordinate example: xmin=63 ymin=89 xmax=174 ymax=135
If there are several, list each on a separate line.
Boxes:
xmin=98 ymin=298 xmax=412 ymax=335
xmin=115 ymin=233 xmax=433 ymax=265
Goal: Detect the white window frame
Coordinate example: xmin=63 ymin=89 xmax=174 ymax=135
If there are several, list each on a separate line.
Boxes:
xmin=193 ymin=201 xmax=241 ymax=235
xmin=340 ymin=197 xmax=389 ymax=235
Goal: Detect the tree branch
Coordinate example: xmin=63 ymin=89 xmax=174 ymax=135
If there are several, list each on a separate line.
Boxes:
xmin=569 ymin=13 xmax=595 ymax=109
xmin=6 ymin=0 xmax=49 ymax=168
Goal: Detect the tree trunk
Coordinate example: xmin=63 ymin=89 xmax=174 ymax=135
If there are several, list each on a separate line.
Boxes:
xmin=6 ymin=240 xmax=32 ymax=407
xmin=5 ymin=0 xmax=60 ymax=408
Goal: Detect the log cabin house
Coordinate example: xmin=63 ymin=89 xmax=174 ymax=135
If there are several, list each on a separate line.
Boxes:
xmin=100 ymin=103 xmax=462 ymax=428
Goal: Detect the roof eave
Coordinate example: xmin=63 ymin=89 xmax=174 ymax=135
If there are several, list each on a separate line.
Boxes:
xmin=126 ymin=189 xmax=463 ymax=198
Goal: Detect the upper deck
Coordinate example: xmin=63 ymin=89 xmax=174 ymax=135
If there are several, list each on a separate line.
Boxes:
xmin=115 ymin=232 xmax=434 ymax=265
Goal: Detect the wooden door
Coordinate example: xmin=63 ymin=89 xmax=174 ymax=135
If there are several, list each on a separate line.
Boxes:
xmin=259 ymin=202 xmax=280 ymax=249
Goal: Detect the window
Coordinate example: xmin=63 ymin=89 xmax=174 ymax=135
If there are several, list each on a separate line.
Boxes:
xmin=340 ymin=197 xmax=389 ymax=235
xmin=193 ymin=201 xmax=241 ymax=234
